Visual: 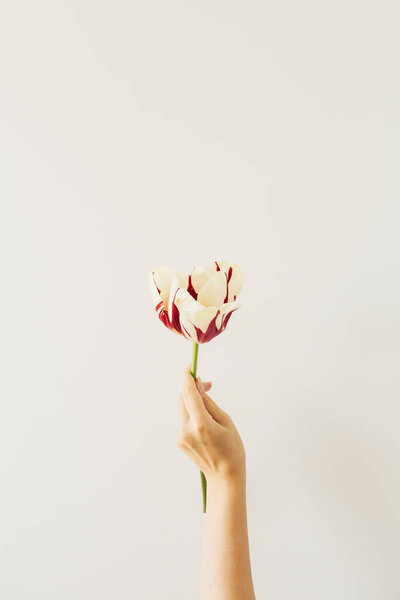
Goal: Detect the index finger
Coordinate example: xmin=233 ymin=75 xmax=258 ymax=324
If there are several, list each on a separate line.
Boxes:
xmin=181 ymin=365 xmax=210 ymax=422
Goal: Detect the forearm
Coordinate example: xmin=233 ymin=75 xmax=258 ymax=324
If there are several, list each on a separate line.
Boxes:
xmin=200 ymin=473 xmax=256 ymax=600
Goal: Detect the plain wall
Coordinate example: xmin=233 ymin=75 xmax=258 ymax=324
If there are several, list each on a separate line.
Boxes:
xmin=2 ymin=1 xmax=400 ymax=598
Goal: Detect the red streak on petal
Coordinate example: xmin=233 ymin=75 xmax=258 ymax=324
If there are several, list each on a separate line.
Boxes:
xmin=221 ymin=308 xmax=236 ymax=329
xmin=152 ymin=273 xmax=161 ymax=294
xmin=215 ymin=261 xmax=220 ymax=271
xmin=227 ymin=266 xmax=233 ymax=283
xmin=187 ymin=275 xmax=198 ymax=300
xmin=169 ymin=289 xmax=183 ymax=334
xmin=154 ymin=292 xmax=183 ymax=337
xmin=192 ymin=312 xmax=219 ymax=343
xmin=157 ymin=308 xmax=173 ymax=329
xmin=223 ymin=272 xmax=229 ymax=304
xmin=192 ymin=305 xmax=240 ymax=344
xmin=181 ymin=324 xmax=195 ymax=342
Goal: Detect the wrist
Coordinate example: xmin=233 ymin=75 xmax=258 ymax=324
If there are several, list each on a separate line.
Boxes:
xmin=206 ymin=468 xmax=246 ymax=493
xmin=205 ymin=472 xmax=247 ymax=515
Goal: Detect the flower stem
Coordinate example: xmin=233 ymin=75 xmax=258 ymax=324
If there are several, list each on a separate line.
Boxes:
xmin=191 ymin=342 xmax=199 ymax=379
xmin=190 ymin=342 xmax=207 ymax=513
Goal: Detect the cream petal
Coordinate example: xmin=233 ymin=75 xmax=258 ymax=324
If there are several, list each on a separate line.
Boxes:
xmin=168 ymin=276 xmax=177 ymax=321
xmin=197 ymin=271 xmax=227 ymax=308
xmin=168 ymin=276 xmax=182 ymax=323
xmin=148 ymin=270 xmax=163 ymax=308
xmin=215 ymin=300 xmax=241 ymax=329
xmin=174 ymin=288 xmax=218 ymax=333
xmin=189 ymin=305 xmax=218 ymax=332
xmin=152 ymin=266 xmax=188 ymax=308
xmin=215 ymin=260 xmax=231 ymax=273
xmin=178 ymin=313 xmax=198 ymax=342
xmin=227 ymin=264 xmax=244 ymax=302
xmin=190 ymin=264 xmax=217 ymax=294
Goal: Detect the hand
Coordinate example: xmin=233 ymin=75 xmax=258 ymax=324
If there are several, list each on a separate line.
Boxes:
xmin=176 ymin=365 xmax=246 ymax=485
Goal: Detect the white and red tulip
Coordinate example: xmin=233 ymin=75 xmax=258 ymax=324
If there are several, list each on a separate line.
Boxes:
xmin=149 ymin=261 xmax=243 ymax=344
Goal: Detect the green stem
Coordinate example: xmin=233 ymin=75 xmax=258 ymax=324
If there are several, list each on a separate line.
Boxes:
xmin=200 ymin=470 xmax=207 ymax=513
xmin=191 ymin=342 xmax=199 ymax=379
xmin=190 ymin=342 xmax=207 ymax=513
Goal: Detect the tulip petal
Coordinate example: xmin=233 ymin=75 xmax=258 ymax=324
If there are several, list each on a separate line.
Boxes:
xmin=190 ymin=264 xmax=217 ymax=295
xmin=152 ymin=266 xmax=188 ymax=308
xmin=215 ymin=300 xmax=241 ymax=329
xmin=227 ymin=264 xmax=244 ymax=302
xmin=174 ymin=288 xmax=218 ymax=334
xmin=197 ymin=271 xmax=227 ymax=308
xmin=178 ymin=317 xmax=197 ymax=342
xmin=215 ymin=260 xmax=231 ymax=273
xmin=148 ymin=270 xmax=163 ymax=309
xmin=167 ymin=276 xmax=184 ymax=334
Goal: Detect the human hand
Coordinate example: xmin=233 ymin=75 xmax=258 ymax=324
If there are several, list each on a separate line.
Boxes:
xmin=176 ymin=366 xmax=246 ymax=485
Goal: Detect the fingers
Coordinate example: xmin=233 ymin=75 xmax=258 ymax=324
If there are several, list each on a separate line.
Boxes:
xmin=181 ymin=365 xmax=210 ymax=422
xmin=195 ymin=377 xmax=231 ymax=426
xmin=178 ymin=392 xmax=189 ymax=424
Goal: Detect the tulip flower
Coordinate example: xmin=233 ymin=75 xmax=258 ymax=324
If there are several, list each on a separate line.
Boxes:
xmin=149 ymin=261 xmax=243 ymax=344
xmin=149 ymin=261 xmax=243 ymax=512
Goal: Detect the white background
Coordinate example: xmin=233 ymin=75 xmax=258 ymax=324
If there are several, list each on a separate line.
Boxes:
xmin=2 ymin=1 xmax=400 ymax=598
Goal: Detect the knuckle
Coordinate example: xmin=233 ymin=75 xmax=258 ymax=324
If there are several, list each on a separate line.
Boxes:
xmin=176 ymin=429 xmax=190 ymax=447
xmin=193 ymin=421 xmax=206 ymax=436
xmin=176 ymin=435 xmax=185 ymax=448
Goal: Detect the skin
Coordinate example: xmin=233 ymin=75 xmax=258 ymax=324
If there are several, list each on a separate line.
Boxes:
xmin=177 ymin=366 xmax=256 ymax=600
